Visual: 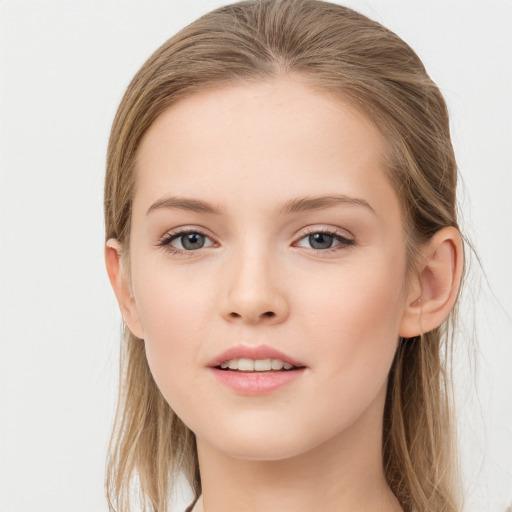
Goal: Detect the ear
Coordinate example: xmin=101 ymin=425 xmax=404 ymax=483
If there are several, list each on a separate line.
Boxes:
xmin=399 ymin=226 xmax=464 ymax=338
xmin=105 ymin=239 xmax=145 ymax=339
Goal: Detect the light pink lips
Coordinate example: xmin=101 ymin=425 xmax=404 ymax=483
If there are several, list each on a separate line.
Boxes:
xmin=209 ymin=367 xmax=306 ymax=394
xmin=207 ymin=344 xmax=307 ymax=395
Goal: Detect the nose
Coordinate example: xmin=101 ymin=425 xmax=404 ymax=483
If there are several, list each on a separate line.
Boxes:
xmin=220 ymin=246 xmax=289 ymax=326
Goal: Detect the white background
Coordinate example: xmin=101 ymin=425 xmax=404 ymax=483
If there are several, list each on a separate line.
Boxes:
xmin=0 ymin=1 xmax=511 ymax=511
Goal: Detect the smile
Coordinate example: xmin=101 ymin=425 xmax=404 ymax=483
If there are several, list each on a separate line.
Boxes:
xmin=218 ymin=358 xmax=297 ymax=371
xmin=207 ymin=344 xmax=307 ymax=394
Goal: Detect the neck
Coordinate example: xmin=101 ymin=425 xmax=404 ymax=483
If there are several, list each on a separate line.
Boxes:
xmin=194 ymin=385 xmax=402 ymax=512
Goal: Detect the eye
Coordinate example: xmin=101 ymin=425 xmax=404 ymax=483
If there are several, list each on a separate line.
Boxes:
xmin=158 ymin=228 xmax=215 ymax=256
xmin=295 ymin=228 xmax=354 ymax=253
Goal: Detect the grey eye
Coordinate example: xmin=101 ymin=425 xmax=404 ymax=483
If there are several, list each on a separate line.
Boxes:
xmin=162 ymin=230 xmax=215 ymax=252
xmin=296 ymin=230 xmax=353 ymax=252
xmin=180 ymin=232 xmax=207 ymax=250
xmin=308 ymin=233 xmax=335 ymax=250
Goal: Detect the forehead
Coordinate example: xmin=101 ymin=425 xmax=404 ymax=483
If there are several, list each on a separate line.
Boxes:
xmin=133 ymin=78 xmax=397 ymax=219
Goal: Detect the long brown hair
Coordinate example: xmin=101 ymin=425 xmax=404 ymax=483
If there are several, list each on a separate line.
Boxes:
xmin=104 ymin=1 xmax=465 ymax=510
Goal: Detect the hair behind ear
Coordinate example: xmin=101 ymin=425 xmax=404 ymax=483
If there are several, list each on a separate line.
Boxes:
xmin=384 ymin=330 xmax=460 ymax=511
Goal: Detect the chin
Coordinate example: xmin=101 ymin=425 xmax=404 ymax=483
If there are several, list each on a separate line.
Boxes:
xmin=197 ymin=422 xmax=323 ymax=462
xmin=220 ymin=443 xmax=307 ymax=462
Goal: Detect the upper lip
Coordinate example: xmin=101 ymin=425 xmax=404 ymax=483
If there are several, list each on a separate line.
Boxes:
xmin=207 ymin=344 xmax=306 ymax=368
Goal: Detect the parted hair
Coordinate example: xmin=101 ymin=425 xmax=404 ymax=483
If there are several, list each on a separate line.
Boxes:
xmin=104 ymin=1 xmax=465 ymax=511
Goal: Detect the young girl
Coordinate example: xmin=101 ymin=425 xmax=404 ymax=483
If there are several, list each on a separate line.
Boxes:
xmin=104 ymin=1 xmax=465 ymax=511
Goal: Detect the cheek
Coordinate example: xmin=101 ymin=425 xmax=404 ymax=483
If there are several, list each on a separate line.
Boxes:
xmin=130 ymin=257 xmax=218 ymax=406
xmin=132 ymin=251 xmax=214 ymax=336
xmin=324 ymin=267 xmax=403 ymax=341
xmin=280 ymin=255 xmax=406 ymax=436
xmin=297 ymin=251 xmax=406 ymax=378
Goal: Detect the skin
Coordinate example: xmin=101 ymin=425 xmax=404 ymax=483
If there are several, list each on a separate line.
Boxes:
xmin=106 ymin=77 xmax=463 ymax=512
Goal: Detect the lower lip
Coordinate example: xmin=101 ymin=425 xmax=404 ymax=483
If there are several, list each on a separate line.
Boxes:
xmin=209 ymin=367 xmax=306 ymax=395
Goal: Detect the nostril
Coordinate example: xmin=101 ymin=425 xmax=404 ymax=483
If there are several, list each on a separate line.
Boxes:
xmin=227 ymin=311 xmax=277 ymax=321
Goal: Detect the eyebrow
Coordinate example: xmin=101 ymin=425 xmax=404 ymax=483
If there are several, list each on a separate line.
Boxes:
xmin=146 ymin=194 xmax=375 ymax=216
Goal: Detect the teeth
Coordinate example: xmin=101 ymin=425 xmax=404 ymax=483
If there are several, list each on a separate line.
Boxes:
xmin=238 ymin=358 xmax=254 ymax=371
xmin=254 ymin=359 xmax=272 ymax=371
xmin=219 ymin=358 xmax=296 ymax=371
xmin=271 ymin=359 xmax=284 ymax=370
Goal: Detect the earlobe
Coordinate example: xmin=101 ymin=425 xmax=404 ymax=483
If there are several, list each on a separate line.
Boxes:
xmin=399 ymin=227 xmax=464 ymax=338
xmin=105 ymin=239 xmax=145 ymax=339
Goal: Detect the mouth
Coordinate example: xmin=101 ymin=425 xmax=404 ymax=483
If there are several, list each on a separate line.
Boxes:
xmin=215 ymin=357 xmax=302 ymax=372
xmin=208 ymin=345 xmax=307 ymax=394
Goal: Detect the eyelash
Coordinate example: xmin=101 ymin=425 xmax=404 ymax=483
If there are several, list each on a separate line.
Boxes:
xmin=157 ymin=227 xmax=355 ymax=258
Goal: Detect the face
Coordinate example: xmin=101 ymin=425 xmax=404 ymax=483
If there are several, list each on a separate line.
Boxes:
xmin=123 ymin=78 xmax=412 ymax=461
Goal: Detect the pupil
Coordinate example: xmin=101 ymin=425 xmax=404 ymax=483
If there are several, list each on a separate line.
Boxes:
xmin=310 ymin=233 xmax=333 ymax=249
xmin=182 ymin=233 xmax=204 ymax=250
